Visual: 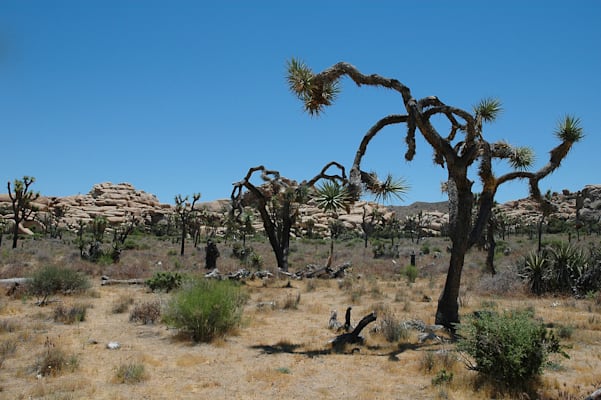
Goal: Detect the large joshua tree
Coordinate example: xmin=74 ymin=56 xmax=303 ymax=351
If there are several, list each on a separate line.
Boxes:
xmin=287 ymin=59 xmax=583 ymax=329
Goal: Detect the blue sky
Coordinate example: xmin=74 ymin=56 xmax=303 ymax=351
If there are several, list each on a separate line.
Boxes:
xmin=1 ymin=1 xmax=599 ymax=206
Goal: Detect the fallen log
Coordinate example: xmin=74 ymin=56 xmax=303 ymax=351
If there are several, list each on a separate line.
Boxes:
xmin=100 ymin=276 xmax=145 ymax=286
xmin=0 ymin=278 xmax=31 ymax=285
xmin=296 ymin=261 xmax=352 ymax=280
xmin=330 ymin=311 xmax=377 ymax=349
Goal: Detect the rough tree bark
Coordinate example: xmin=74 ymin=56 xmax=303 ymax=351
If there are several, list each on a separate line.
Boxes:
xmin=288 ymin=60 xmax=583 ymax=329
xmin=231 ymin=162 xmax=347 ymax=272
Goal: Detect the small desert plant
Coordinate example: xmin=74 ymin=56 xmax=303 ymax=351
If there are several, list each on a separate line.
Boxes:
xmin=129 ymin=300 xmax=162 ymax=324
xmin=53 ymin=303 xmax=90 ymax=324
xmin=0 ymin=338 xmax=18 ymax=367
xmin=305 ymin=279 xmax=317 ymax=292
xmin=163 ymin=279 xmax=248 ymax=342
xmin=146 ymin=271 xmax=183 ymax=292
xmin=36 ymin=344 xmax=78 ymax=377
xmin=111 ymin=295 xmax=135 ymax=314
xmin=457 ymin=308 xmax=568 ymax=388
xmin=0 ymin=319 xmax=19 ymax=333
xmin=27 ymin=266 xmax=90 ymax=304
xmin=280 ymin=292 xmax=301 ymax=310
xmin=114 ymin=362 xmax=147 ymax=384
xmin=404 ymin=264 xmax=418 ymax=283
xmin=431 ymin=369 xmax=453 ymax=386
xmin=556 ymin=324 xmax=574 ymax=339
xmin=373 ymin=303 xmax=408 ymax=342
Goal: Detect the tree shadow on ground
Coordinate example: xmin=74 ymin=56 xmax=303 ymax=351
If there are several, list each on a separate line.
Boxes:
xmin=250 ymin=340 xmax=436 ymax=359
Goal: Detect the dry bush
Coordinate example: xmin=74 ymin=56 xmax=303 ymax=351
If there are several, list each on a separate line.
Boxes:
xmin=129 ymin=300 xmax=162 ymax=324
xmin=279 ymin=292 xmax=301 ymax=310
xmin=35 ymin=339 xmax=78 ymax=377
xmin=53 ymin=303 xmax=90 ymax=324
xmin=111 ymin=294 xmax=135 ymax=314
xmin=114 ymin=362 xmax=147 ymax=384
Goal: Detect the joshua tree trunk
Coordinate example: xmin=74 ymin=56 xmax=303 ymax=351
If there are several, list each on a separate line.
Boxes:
xmin=435 ymin=175 xmax=473 ymax=329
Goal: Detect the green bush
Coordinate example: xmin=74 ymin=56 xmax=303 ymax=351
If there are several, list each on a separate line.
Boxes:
xmin=28 ymin=266 xmax=90 ymax=303
xmin=404 ymin=265 xmax=418 ymax=283
xmin=163 ymin=279 xmax=248 ymax=342
xmin=115 ymin=362 xmax=146 ymax=384
xmin=457 ymin=309 xmax=567 ymax=388
xmin=146 ymin=271 xmax=183 ymax=292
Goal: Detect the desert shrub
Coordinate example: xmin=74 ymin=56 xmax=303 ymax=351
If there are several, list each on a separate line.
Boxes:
xmin=0 ymin=319 xmax=19 ymax=333
xmin=404 ymin=264 xmax=418 ymax=283
xmin=520 ymin=242 xmax=590 ymax=295
xmin=279 ymin=292 xmax=301 ymax=310
xmin=146 ymin=271 xmax=183 ymax=292
xmin=431 ymin=369 xmax=453 ymax=386
xmin=380 ymin=313 xmax=408 ymax=343
xmin=53 ymin=303 xmax=90 ymax=324
xmin=372 ymin=240 xmax=399 ymax=259
xmin=556 ymin=324 xmax=574 ymax=339
xmin=129 ymin=300 xmax=161 ymax=324
xmin=114 ymin=362 xmax=146 ymax=384
xmin=27 ymin=266 xmax=90 ymax=303
xmin=36 ymin=346 xmax=78 ymax=377
xmin=111 ymin=295 xmax=134 ymax=314
xmin=163 ymin=279 xmax=248 ymax=342
xmin=0 ymin=338 xmax=18 ymax=366
xmin=457 ymin=309 xmax=567 ymax=388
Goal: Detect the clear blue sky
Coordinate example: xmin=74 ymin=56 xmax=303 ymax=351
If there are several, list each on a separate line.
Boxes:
xmin=1 ymin=1 xmax=599 ymax=206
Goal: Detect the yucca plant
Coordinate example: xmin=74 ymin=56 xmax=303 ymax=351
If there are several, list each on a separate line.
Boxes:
xmin=313 ymin=181 xmax=352 ymax=266
xmin=521 ymin=252 xmax=548 ymax=295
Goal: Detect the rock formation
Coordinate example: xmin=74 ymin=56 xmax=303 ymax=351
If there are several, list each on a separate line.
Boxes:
xmin=1 ymin=182 xmax=600 ymax=237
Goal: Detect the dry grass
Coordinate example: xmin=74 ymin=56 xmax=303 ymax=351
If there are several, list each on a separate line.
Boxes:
xmin=0 ymin=233 xmax=600 ymax=399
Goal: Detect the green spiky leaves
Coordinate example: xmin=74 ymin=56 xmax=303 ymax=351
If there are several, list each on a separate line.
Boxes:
xmin=368 ymin=173 xmax=409 ymax=204
xmin=493 ymin=141 xmax=534 ymax=171
xmin=313 ymin=181 xmax=351 ymax=214
xmin=287 ymin=58 xmax=339 ymax=116
xmin=555 ymin=115 xmax=584 ymax=143
xmin=474 ymin=98 xmax=502 ymax=123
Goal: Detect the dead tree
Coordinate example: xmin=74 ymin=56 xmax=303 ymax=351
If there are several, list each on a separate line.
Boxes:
xmin=331 ymin=311 xmax=377 ymax=349
xmin=288 ymin=59 xmax=583 ymax=329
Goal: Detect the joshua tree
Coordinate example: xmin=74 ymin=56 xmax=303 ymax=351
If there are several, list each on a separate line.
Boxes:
xmin=174 ymin=193 xmax=201 ymax=256
xmin=537 ymin=190 xmax=554 ymax=254
xmin=231 ymin=162 xmax=347 ymax=272
xmin=7 ymin=176 xmax=40 ymax=248
xmin=288 ymin=59 xmax=583 ymax=329
xmin=313 ymin=181 xmax=352 ymax=267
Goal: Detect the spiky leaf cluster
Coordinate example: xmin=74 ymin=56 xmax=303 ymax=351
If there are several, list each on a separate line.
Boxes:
xmin=555 ymin=115 xmax=584 ymax=142
xmin=287 ymin=58 xmax=339 ymax=115
xmin=368 ymin=173 xmax=409 ymax=204
xmin=474 ymin=98 xmax=502 ymax=123
xmin=313 ymin=181 xmax=351 ymax=214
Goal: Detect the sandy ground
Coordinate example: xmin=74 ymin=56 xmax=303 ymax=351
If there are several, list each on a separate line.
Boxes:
xmin=1 ymin=274 xmax=600 ymax=400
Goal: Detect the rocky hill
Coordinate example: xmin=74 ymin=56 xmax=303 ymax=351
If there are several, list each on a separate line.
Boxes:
xmin=1 ymin=182 xmax=600 ymax=237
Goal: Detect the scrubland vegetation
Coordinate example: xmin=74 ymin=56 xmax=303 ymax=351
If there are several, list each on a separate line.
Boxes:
xmin=0 ymin=226 xmax=600 ymax=399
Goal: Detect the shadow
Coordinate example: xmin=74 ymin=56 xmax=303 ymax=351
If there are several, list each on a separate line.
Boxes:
xmin=250 ymin=342 xmax=302 ymax=355
xmin=386 ymin=342 xmax=420 ymax=361
xmin=251 ymin=342 xmax=332 ymax=358
xmin=250 ymin=340 xmax=438 ymax=359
